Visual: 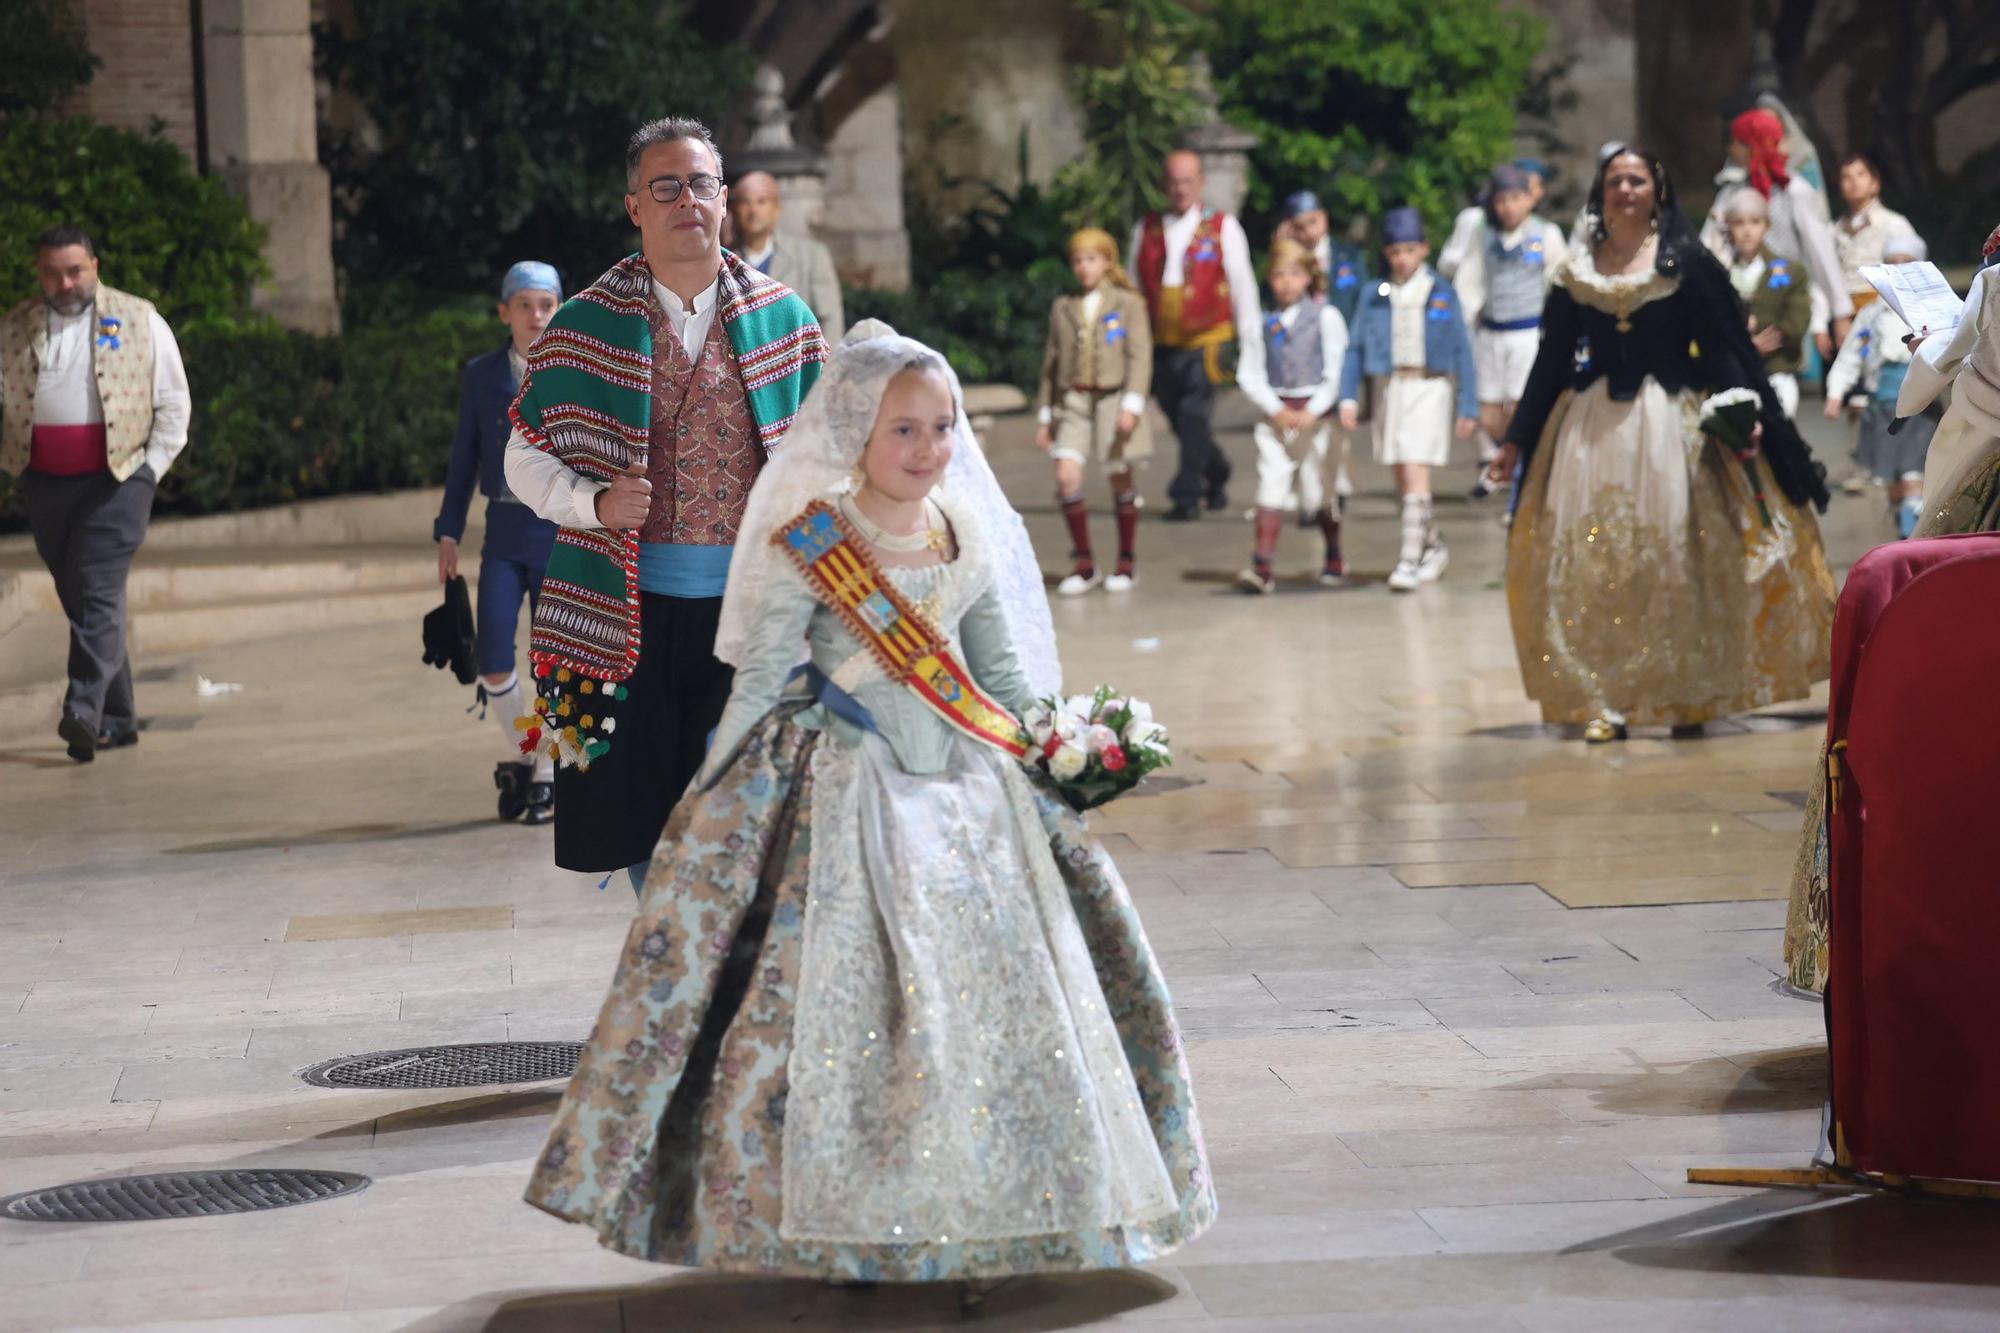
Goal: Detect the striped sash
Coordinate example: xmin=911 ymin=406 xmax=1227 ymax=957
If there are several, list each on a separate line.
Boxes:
xmin=774 ymin=501 xmax=1032 ymax=759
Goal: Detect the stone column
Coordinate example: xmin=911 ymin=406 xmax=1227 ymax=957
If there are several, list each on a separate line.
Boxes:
xmin=200 ymin=0 xmax=339 ymax=333
xmin=1179 ymin=54 xmax=1258 ymax=218
xmin=733 ymin=64 xmax=831 ymax=241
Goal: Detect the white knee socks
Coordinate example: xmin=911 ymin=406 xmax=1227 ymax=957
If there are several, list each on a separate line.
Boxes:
xmin=485 ymin=674 xmax=554 ymax=782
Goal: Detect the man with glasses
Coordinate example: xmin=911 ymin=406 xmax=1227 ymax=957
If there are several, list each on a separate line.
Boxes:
xmin=504 ymin=116 xmax=826 ymax=893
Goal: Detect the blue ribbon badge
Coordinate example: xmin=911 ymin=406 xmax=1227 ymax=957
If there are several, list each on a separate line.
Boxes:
xmin=1334 ymin=262 xmax=1358 ymax=290
xmin=1426 ymin=294 xmax=1453 ymax=323
xmin=1524 ymin=238 xmax=1545 ymax=266
xmin=1194 ymin=236 xmax=1219 ymax=262
xmin=96 ymin=315 xmax=122 ymax=351
xmin=1265 ymin=312 xmax=1287 ymax=347
xmin=1102 ymin=310 xmax=1126 ymax=345
xmin=1767 ymin=258 xmax=1793 ymax=289
xmin=1573 ymin=334 xmax=1593 ymax=373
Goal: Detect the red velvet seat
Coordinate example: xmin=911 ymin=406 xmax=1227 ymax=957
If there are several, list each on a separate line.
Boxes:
xmin=1828 ymin=533 xmax=2000 ymax=1182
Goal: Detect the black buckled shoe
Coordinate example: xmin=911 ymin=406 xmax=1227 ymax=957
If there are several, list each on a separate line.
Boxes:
xmin=494 ymin=761 xmax=530 ymax=821
xmin=523 ymin=779 xmax=555 ymax=825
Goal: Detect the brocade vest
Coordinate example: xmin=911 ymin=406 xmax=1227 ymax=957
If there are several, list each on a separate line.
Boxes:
xmin=640 ymin=296 xmax=761 ymax=545
xmin=1483 ymin=220 xmax=1554 ymax=327
xmin=0 ymin=284 xmax=158 ymax=480
xmin=1265 ymin=295 xmax=1328 ymax=392
xmin=1136 ymin=211 xmax=1234 ymax=347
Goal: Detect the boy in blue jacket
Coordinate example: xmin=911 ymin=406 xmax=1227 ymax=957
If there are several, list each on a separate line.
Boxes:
xmin=1337 ymin=208 xmax=1478 ymax=592
xmin=433 ymin=261 xmax=562 ymax=823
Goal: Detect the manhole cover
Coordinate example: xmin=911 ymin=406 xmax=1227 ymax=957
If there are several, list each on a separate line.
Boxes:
xmin=0 ymin=1169 xmax=368 ymax=1223
xmin=299 ymin=1040 xmax=583 ymax=1089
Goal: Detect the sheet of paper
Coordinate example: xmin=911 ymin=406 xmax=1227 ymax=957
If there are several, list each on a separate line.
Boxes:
xmin=1860 ymin=262 xmax=1963 ymax=336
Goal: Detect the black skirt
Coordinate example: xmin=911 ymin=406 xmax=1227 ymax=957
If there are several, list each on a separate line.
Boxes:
xmin=552 ymin=593 xmax=735 ymax=873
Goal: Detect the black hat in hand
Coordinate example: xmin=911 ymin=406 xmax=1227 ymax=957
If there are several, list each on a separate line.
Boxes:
xmin=421 ymin=574 xmax=478 ymax=685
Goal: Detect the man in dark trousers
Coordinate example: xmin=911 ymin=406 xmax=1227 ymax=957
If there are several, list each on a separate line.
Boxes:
xmin=504 ymin=117 xmax=824 ymax=893
xmin=0 ymin=226 xmax=191 ymax=762
xmin=1127 ymin=150 xmax=1262 ymax=521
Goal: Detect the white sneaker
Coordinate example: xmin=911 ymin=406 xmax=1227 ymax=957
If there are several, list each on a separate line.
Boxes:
xmin=1417 ymin=541 xmax=1449 ymax=583
xmin=1387 ymin=558 xmax=1420 ymax=592
xmin=1056 ymin=570 xmax=1102 ymax=597
xmin=1234 ymin=567 xmax=1275 ymax=595
xmin=1105 ymin=571 xmax=1136 ymax=592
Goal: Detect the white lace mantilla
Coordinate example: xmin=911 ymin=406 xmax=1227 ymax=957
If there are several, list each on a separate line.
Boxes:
xmin=778 ymin=735 xmax=1178 ymax=1244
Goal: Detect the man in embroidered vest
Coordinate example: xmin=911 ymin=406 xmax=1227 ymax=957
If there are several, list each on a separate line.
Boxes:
xmin=505 ymin=116 xmax=825 ymax=891
xmin=0 ymin=226 xmax=191 ymax=763
xmin=1127 ymin=150 xmax=1262 ymax=521
xmin=727 ymin=171 xmax=845 ymax=343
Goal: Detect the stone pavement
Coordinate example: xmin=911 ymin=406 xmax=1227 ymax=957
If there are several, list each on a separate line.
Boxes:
xmin=2 ymin=406 xmax=1997 ymax=1331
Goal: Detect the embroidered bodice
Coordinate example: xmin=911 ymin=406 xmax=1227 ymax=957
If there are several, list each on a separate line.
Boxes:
xmin=705 ymin=493 xmax=1040 ymax=777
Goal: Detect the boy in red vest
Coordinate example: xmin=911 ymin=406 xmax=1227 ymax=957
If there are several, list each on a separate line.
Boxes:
xmin=1127 ymin=150 xmax=1263 ymax=522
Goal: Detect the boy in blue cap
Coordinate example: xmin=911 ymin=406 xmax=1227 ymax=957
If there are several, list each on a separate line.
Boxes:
xmin=434 ymin=260 xmax=563 ymax=823
xmin=1337 ymin=207 xmax=1478 ymax=592
xmin=1277 ymin=189 xmax=1369 ymax=327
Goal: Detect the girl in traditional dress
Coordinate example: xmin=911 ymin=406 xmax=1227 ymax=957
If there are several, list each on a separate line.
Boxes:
xmin=1493 ymin=147 xmax=1836 ymax=743
xmin=524 ymin=321 xmax=1214 ymax=1301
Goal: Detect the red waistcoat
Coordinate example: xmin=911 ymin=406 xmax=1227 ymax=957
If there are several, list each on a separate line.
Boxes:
xmin=1136 ymin=210 xmax=1233 ymax=339
xmin=642 ymin=300 xmax=762 ymax=545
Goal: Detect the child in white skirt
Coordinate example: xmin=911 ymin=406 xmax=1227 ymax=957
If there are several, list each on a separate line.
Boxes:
xmin=1338 ymin=207 xmax=1479 ymax=591
xmin=1234 ymin=237 xmax=1350 ymax=592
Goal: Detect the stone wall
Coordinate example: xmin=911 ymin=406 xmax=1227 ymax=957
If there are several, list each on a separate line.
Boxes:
xmin=821 ymin=85 xmax=911 ymax=290
xmin=62 ymin=0 xmax=200 ymax=160
xmin=1505 ymin=0 xmax=1638 ymax=213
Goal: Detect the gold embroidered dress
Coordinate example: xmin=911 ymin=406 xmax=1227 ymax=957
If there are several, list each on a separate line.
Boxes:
xmin=1504 ymin=245 xmax=1836 ymax=727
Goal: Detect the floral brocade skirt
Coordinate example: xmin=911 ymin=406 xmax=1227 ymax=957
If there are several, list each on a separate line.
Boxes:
xmin=1507 ymin=379 xmax=1836 ymax=727
xmin=524 ymin=706 xmax=1215 ymax=1280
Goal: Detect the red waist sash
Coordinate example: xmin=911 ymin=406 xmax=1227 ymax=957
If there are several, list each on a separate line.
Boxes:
xmin=29 ymin=424 xmax=109 ymax=476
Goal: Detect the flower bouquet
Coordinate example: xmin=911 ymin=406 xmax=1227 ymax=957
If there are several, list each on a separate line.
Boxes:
xmin=1697 ymin=387 xmax=1774 ymax=528
xmin=1023 ymin=687 xmax=1172 ymax=812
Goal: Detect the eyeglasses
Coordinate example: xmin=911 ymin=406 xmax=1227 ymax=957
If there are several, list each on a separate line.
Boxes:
xmin=640 ymin=173 xmax=722 ymax=204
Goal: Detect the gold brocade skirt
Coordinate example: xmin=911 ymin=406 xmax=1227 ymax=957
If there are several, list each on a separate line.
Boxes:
xmin=1507 ymin=380 xmax=1835 ymax=727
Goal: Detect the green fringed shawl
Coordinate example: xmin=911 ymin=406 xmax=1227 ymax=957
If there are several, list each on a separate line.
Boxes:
xmin=510 ymin=251 xmax=826 ymax=684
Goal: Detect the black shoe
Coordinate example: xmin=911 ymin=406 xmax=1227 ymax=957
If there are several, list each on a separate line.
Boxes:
xmin=1670 ymin=723 xmax=1706 ymax=740
xmin=494 ymin=761 xmax=530 ymax=821
xmin=97 ymin=728 xmax=139 ymax=751
xmin=1205 ymin=487 xmax=1229 ymax=511
xmin=58 ymin=715 xmax=96 ymax=764
xmin=522 ymin=779 xmax=555 ymax=825
xmin=1162 ymin=503 xmax=1201 ymax=522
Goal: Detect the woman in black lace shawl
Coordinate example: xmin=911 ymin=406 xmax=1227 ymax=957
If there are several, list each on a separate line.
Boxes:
xmin=1492 ymin=146 xmax=1835 ymax=743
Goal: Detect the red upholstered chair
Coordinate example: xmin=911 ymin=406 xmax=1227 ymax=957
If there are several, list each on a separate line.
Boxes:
xmin=1827 ymin=533 xmax=2000 ymax=1183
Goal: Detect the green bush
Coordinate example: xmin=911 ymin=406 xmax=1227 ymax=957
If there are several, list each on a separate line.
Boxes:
xmin=0 ymin=115 xmax=267 ymax=327
xmin=0 ymin=306 xmax=501 ymax=531
xmin=317 ymin=0 xmax=751 ymax=292
xmin=1208 ymin=0 xmax=1545 ymax=243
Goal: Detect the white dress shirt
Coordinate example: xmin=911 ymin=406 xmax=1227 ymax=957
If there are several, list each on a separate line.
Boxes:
xmin=0 ymin=299 xmax=191 ymax=478
xmin=502 ymin=274 xmax=721 ymax=531
xmin=1452 ymin=216 xmax=1569 ymax=326
xmin=1389 ymin=271 xmax=1436 ymax=368
xmin=1236 ymin=299 xmax=1350 ymax=419
xmin=1125 ymin=205 xmax=1263 ymax=349
xmin=1836 ymin=200 xmax=1915 ymax=296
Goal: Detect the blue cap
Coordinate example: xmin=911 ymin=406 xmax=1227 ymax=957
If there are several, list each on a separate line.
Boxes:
xmin=500 ymin=260 xmax=563 ymax=303
xmin=1491 ymin=164 xmax=1533 ymax=196
xmin=1282 ymin=190 xmax=1323 ymax=218
xmin=1512 ymin=157 xmax=1550 ymax=181
xmin=1382 ymin=207 xmax=1425 ymax=245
